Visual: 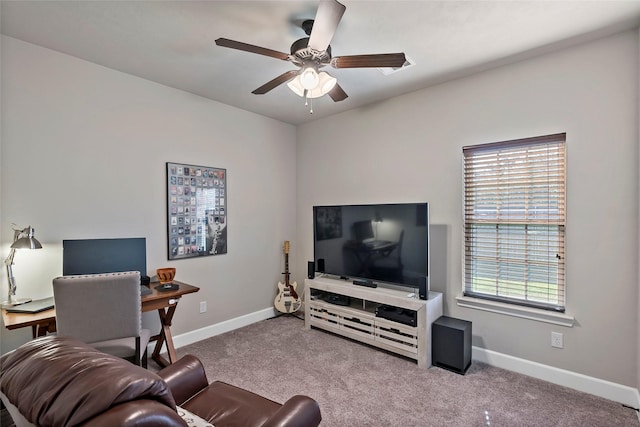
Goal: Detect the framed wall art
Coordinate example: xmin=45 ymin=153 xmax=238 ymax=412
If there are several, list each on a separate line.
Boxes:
xmin=314 ymin=206 xmax=342 ymax=240
xmin=166 ymin=162 xmax=227 ymax=260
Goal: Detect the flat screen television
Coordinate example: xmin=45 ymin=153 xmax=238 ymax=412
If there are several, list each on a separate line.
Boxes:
xmin=313 ymin=203 xmax=429 ymax=290
xmin=62 ymin=237 xmax=147 ymax=278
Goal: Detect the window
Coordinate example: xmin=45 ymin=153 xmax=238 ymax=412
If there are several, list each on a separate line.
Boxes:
xmin=463 ymin=133 xmax=566 ymax=312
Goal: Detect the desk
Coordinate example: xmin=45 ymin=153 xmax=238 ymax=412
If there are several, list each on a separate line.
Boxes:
xmin=2 ymin=281 xmax=199 ymax=368
xmin=344 ymin=240 xmax=398 ymax=275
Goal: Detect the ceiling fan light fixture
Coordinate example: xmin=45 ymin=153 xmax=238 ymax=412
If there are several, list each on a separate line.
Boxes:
xmin=299 ymin=66 xmax=319 ymax=90
xmin=318 ymin=71 xmax=337 ymax=94
xmin=287 ymin=78 xmax=305 ymax=97
xmin=287 ymin=71 xmax=337 ymax=99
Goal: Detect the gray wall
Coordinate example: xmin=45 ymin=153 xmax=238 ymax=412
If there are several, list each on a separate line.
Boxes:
xmin=1 ymin=36 xmax=297 ymax=352
xmin=296 ymin=30 xmax=639 ymax=387
xmin=2 ymin=28 xmax=638 ymax=392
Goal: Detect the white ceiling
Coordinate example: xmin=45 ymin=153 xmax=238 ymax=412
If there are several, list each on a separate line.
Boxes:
xmin=2 ymin=1 xmax=640 ymax=125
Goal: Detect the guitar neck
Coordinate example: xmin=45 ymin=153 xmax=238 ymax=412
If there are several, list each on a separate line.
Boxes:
xmin=284 ymin=253 xmax=290 ymax=286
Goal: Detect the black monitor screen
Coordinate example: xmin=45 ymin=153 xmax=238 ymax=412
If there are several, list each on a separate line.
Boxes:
xmin=63 ymin=238 xmax=147 ymax=277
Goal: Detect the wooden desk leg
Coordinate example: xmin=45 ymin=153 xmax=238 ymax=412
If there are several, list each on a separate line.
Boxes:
xmin=46 ymin=320 xmax=56 ymax=335
xmin=32 ymin=321 xmax=55 ymax=339
xmin=151 ymin=305 xmax=178 ymax=368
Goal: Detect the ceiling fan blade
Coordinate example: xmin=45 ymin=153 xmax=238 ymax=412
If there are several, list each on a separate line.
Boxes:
xmin=308 ymin=0 xmax=346 ymax=52
xmin=252 ymin=70 xmax=299 ymax=95
xmin=215 ymin=38 xmax=289 ymax=61
xmin=328 ymin=83 xmax=348 ymax=102
xmin=331 ymin=53 xmax=407 ymax=69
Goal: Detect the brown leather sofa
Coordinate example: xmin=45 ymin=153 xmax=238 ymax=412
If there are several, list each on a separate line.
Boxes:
xmin=0 ymin=336 xmax=321 ymax=427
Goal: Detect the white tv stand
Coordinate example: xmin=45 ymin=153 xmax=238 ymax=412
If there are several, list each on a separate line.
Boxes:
xmin=304 ymin=276 xmax=443 ymax=368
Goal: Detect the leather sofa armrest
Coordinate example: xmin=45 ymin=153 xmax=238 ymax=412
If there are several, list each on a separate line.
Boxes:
xmin=262 ymin=395 xmax=322 ymax=427
xmin=158 ymin=355 xmax=209 ymax=405
xmin=78 ymin=400 xmax=187 ymax=427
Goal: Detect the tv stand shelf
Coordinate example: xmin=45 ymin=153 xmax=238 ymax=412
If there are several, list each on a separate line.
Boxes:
xmin=304 ymin=276 xmax=443 ymax=368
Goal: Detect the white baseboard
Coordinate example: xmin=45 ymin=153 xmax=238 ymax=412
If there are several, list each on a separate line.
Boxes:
xmin=171 ymin=307 xmax=277 ymax=349
xmin=160 ymin=309 xmax=640 ymax=410
xmin=473 ymin=346 xmax=640 ymax=409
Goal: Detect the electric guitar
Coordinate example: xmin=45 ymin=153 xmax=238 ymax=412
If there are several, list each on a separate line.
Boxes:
xmin=274 ymin=241 xmax=301 ymax=313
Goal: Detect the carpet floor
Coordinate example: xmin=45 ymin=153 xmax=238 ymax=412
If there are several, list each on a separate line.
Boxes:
xmin=2 ymin=315 xmax=637 ymax=426
xmin=168 ymin=315 xmax=639 ymax=427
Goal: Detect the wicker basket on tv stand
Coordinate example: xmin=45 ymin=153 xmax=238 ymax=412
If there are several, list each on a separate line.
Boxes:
xmin=304 ymin=276 xmax=443 ymax=369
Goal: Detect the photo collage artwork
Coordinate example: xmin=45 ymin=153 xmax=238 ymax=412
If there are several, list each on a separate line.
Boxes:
xmin=166 ymin=162 xmax=227 ymax=260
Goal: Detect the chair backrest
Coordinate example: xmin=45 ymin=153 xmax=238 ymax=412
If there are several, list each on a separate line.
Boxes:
xmin=397 ymin=230 xmax=404 ymax=259
xmin=53 ymin=271 xmax=142 ymax=344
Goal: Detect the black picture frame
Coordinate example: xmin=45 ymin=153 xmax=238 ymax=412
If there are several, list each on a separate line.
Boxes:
xmin=315 ymin=206 xmax=342 ymax=240
xmin=166 ymin=162 xmax=227 ymax=260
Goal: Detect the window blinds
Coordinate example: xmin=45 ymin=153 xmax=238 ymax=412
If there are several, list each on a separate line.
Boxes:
xmin=463 ymin=133 xmax=566 ymax=312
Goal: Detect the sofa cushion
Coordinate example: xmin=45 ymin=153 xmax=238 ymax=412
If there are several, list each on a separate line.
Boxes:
xmin=0 ymin=336 xmax=176 ymax=427
xmin=177 ymin=405 xmax=214 ymax=427
xmin=182 ymin=381 xmax=281 ymax=426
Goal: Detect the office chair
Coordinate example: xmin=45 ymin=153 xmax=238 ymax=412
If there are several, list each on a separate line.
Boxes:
xmin=53 ymin=271 xmax=151 ymax=367
xmin=370 ymin=230 xmax=405 ymax=281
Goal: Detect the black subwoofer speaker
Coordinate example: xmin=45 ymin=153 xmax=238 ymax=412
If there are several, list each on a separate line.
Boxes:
xmin=307 ymin=261 xmax=315 ymax=279
xmin=432 ymin=316 xmax=472 ymax=375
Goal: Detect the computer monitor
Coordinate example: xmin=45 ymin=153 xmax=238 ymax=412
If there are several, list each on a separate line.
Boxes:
xmin=62 ymin=237 xmax=147 ymax=277
xmin=353 ymin=220 xmax=374 ymax=242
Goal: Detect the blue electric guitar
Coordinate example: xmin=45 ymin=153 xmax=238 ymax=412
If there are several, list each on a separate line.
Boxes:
xmin=274 ymin=241 xmax=301 ymax=313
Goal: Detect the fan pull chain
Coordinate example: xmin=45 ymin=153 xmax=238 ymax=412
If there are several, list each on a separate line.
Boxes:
xmin=303 ymin=90 xmax=313 ymax=114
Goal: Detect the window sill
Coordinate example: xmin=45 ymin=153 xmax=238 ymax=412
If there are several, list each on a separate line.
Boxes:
xmin=456 ymin=295 xmax=575 ymax=327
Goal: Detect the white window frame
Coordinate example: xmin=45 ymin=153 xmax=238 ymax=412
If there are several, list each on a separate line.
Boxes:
xmin=458 ymin=133 xmax=574 ymax=326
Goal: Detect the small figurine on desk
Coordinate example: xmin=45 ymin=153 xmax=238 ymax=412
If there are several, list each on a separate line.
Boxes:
xmin=156 ymin=268 xmax=179 ymax=291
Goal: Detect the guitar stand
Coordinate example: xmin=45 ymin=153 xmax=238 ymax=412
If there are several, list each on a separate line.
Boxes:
xmin=271 ymin=311 xmax=304 ymax=321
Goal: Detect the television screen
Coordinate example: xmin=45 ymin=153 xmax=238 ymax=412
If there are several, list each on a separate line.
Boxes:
xmin=313 ymin=203 xmax=429 ymax=289
xmin=63 ymin=238 xmax=147 ymax=277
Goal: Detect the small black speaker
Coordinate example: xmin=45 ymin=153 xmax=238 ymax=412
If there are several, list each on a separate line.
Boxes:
xmin=317 ymin=258 xmax=325 ymax=273
xmin=432 ymin=316 xmax=472 ymax=375
xmin=418 ymin=277 xmax=428 ymax=300
xmin=307 ymin=261 xmax=315 ymax=279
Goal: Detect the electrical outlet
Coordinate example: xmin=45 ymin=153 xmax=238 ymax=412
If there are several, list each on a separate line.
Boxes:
xmin=551 ymin=332 xmax=563 ymax=348
xmin=199 ymin=301 xmax=207 ymax=314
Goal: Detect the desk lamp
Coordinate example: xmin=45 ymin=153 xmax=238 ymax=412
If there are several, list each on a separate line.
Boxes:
xmin=374 ymin=211 xmax=383 ymax=240
xmin=2 ymin=224 xmax=42 ymax=308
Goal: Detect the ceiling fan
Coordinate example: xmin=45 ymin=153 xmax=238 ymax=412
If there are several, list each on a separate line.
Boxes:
xmin=215 ymin=0 xmax=406 ymax=106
